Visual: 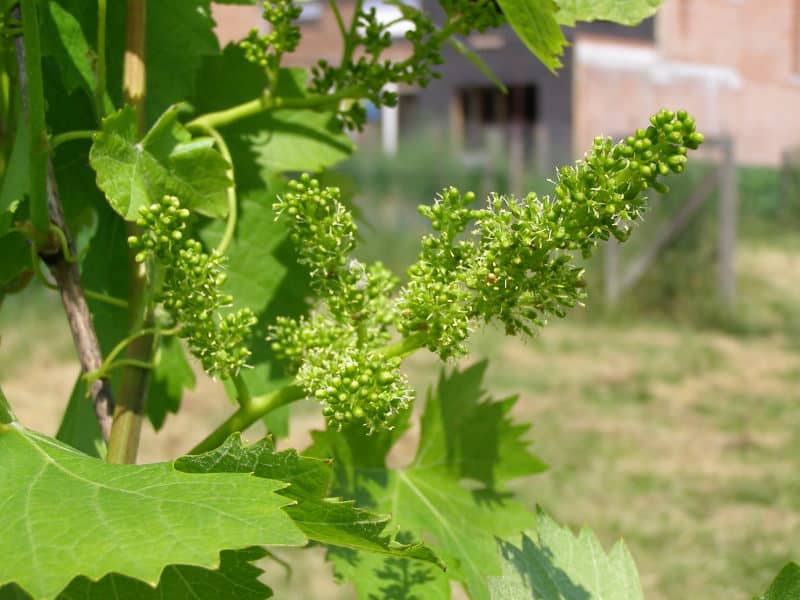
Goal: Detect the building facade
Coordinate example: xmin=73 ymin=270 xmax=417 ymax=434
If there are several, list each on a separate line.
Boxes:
xmin=213 ymin=0 xmax=800 ymax=167
xmin=574 ymin=0 xmax=800 ymax=166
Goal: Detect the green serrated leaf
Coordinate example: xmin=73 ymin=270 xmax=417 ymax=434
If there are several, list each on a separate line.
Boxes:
xmin=329 ymin=545 xmax=452 ymax=599
xmin=420 ymin=360 xmax=547 ymax=488
xmin=176 ymin=435 xmax=443 ymax=567
xmin=0 ymin=424 xmax=305 ymax=599
xmin=1 ymin=547 xmax=273 ymax=600
xmin=147 ymin=336 xmax=196 ymax=431
xmin=192 ymin=49 xmax=354 ymax=179
xmin=758 ymin=563 xmax=800 ymax=600
xmin=496 ymin=0 xmax=567 ymax=72
xmin=61 ymin=547 xmax=272 ymax=600
xmin=554 ymin=0 xmax=662 ymax=26
xmin=89 ymin=105 xmax=231 ymax=220
xmin=308 ymin=361 xmax=546 ymax=600
xmin=489 ymin=510 xmax=644 ymax=599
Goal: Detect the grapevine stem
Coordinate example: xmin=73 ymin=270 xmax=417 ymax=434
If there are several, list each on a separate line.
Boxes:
xmin=188 ymin=384 xmax=306 ymax=455
xmin=232 ymin=373 xmax=253 ymax=410
xmin=48 ymin=224 xmax=85 ymax=263
xmin=50 ymin=130 xmax=95 ymax=150
xmin=84 ymin=289 xmax=129 ymax=309
xmin=342 ymin=0 xmax=363 ymax=66
xmin=187 ymin=86 xmax=366 ymax=131
xmin=188 ymin=122 xmax=237 ymax=254
xmin=29 ymin=245 xmax=58 ymax=290
xmin=94 ymin=358 xmax=155 ymax=376
xmin=107 ymin=0 xmax=149 ymax=465
xmin=328 ymin=0 xmax=347 ymax=42
xmin=16 ymin=1 xmax=49 ymax=233
xmin=380 ymin=333 xmax=425 ymax=360
xmin=188 ymin=334 xmax=426 ymax=454
xmin=86 ymin=325 xmax=179 ymax=384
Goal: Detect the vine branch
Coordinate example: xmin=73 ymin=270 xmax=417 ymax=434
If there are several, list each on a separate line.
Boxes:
xmin=13 ymin=7 xmax=115 ymax=441
xmin=188 ymin=122 xmax=237 ymax=254
xmin=107 ymin=0 xmax=151 ymax=465
xmin=186 ymin=86 xmax=366 ymax=131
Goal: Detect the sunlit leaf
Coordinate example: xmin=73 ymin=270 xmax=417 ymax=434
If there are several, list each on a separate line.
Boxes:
xmin=309 ymin=361 xmax=547 ymax=600
xmin=89 ymin=105 xmax=231 ymax=220
xmin=0 ymin=422 xmax=304 ymax=599
xmin=490 ymin=510 xmax=644 ymax=599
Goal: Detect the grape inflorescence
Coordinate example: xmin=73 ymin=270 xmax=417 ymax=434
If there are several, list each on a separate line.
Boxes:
xmin=271 ymin=111 xmax=703 ymax=431
xmin=129 ymin=196 xmax=256 ymax=378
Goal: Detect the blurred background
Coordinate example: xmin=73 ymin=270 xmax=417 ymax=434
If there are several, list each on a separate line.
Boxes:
xmin=3 ymin=1 xmax=800 ymax=598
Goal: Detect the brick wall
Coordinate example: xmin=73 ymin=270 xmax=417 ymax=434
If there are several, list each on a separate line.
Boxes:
xmin=574 ymin=0 xmax=800 ymax=166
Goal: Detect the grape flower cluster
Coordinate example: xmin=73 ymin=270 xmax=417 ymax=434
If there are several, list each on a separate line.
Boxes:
xmin=236 ymin=1 xmax=512 ymax=130
xmin=271 ymin=176 xmax=409 ymax=431
xmin=272 ymin=110 xmax=703 ymax=431
xmin=240 ymin=1 xmax=302 ymax=77
xmin=399 ymin=109 xmax=704 ymax=357
xmin=128 ymin=196 xmax=256 ymax=378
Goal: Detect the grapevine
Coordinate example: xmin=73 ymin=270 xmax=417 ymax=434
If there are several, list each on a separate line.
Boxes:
xmin=3 ymin=1 xmax=790 ymax=599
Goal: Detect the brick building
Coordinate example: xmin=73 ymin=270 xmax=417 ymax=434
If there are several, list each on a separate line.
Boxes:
xmin=213 ymin=0 xmax=800 ymax=167
xmin=575 ymin=0 xmax=800 ymax=166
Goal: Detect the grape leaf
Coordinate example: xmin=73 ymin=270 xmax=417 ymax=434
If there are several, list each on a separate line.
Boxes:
xmin=89 ymin=104 xmax=231 ymax=221
xmin=0 ymin=422 xmax=305 ymax=599
xmin=308 ymin=361 xmax=546 ymax=600
xmin=758 ymin=563 xmax=800 ymax=600
xmin=495 ymin=0 xmax=567 ymax=72
xmin=192 ymin=48 xmax=354 ymax=179
xmin=176 ymin=434 xmax=443 ymax=567
xmin=329 ymin=546 xmax=452 ymax=600
xmin=77 ymin=196 xmax=130 ymax=359
xmin=39 ymin=0 xmax=96 ymax=98
xmin=146 ymin=1 xmax=220 ymax=127
xmin=497 ymin=0 xmax=661 ymax=73
xmin=0 ymin=547 xmax=272 ymax=600
xmin=554 ymin=0 xmax=662 ymax=26
xmin=489 ymin=510 xmax=644 ymax=600
xmin=0 ymin=120 xmax=29 ymax=227
xmin=0 ymin=547 xmax=273 ymax=600
xmin=245 ymin=108 xmax=356 ymax=173
xmin=0 ymin=232 xmax=30 ymax=287
xmin=147 ymin=336 xmax=196 ymax=431
xmin=39 ymin=0 xmax=221 ymax=124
